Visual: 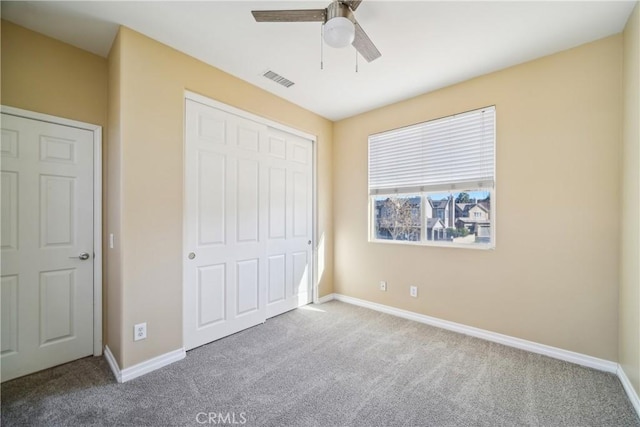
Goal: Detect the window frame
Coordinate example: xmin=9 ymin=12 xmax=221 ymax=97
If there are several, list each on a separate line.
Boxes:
xmin=367 ymin=106 xmax=496 ymax=250
xmin=369 ymin=190 xmax=496 ymax=250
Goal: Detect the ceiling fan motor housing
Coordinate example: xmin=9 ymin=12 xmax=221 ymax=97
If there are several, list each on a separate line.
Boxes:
xmin=328 ymin=1 xmax=354 ymax=21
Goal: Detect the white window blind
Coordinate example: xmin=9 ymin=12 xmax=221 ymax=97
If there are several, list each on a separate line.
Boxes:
xmin=368 ymin=106 xmax=495 ymax=195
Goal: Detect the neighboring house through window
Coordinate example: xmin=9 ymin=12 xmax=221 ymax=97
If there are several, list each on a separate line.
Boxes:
xmin=368 ymin=106 xmax=496 ymax=248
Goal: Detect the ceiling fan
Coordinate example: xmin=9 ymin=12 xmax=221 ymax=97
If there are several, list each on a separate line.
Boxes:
xmin=251 ymin=0 xmax=381 ymax=62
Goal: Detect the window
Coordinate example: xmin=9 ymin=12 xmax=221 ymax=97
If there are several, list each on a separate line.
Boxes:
xmin=373 ymin=195 xmax=421 ymax=241
xmin=368 ymin=106 xmax=495 ymax=248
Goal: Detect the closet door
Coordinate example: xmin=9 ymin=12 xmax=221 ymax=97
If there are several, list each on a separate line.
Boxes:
xmin=264 ymin=127 xmax=313 ymax=319
xmin=184 ymin=99 xmax=313 ymax=350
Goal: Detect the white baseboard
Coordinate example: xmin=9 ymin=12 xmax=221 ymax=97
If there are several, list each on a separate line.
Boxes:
xmin=314 ymin=293 xmax=335 ymax=304
xmin=617 ymin=365 xmax=640 ymax=416
xmin=327 ymin=293 xmax=618 ymax=374
xmin=103 ymin=346 xmax=122 ymax=382
xmin=103 ymin=345 xmax=186 ymax=383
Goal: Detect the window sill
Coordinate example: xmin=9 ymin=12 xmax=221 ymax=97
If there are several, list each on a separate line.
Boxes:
xmin=369 ymin=238 xmax=495 ymax=250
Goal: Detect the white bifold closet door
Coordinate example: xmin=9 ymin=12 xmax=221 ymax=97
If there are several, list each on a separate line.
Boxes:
xmin=184 ymin=99 xmax=313 ymax=351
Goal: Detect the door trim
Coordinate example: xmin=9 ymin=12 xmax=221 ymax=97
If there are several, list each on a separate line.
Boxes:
xmin=182 ymin=91 xmax=318 ymax=347
xmin=184 ymin=91 xmax=317 ymax=141
xmin=1 ymin=105 xmax=103 ymax=356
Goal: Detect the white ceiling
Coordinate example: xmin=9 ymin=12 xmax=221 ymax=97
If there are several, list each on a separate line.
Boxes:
xmin=2 ymin=1 xmax=636 ymax=121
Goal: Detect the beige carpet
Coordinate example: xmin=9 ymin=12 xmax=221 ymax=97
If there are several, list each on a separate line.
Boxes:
xmin=2 ymin=301 xmax=639 ymax=426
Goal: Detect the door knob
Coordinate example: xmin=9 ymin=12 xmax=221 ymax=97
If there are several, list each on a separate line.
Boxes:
xmin=188 ymin=252 xmax=196 ymax=260
xmin=69 ymin=252 xmax=90 ymax=260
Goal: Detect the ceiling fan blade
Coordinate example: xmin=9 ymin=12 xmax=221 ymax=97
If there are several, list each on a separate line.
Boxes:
xmin=352 ymin=20 xmax=381 ymax=62
xmin=344 ymin=0 xmax=363 ymax=11
xmin=252 ymin=9 xmax=326 ymax=22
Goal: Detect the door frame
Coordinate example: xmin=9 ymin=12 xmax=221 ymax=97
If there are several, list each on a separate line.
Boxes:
xmin=182 ymin=91 xmax=319 ymax=347
xmin=1 ymin=105 xmax=103 ymax=356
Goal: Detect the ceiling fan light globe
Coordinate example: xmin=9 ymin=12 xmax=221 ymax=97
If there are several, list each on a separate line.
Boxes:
xmin=323 ymin=17 xmax=355 ymax=48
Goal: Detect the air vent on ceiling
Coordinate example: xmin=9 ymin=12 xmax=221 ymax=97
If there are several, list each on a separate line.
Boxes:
xmin=263 ymin=70 xmax=295 ymax=88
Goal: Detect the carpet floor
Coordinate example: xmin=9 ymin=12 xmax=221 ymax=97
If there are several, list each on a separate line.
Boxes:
xmin=1 ymin=301 xmax=639 ymax=426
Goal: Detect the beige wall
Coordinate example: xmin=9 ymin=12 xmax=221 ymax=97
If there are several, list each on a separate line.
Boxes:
xmin=106 ymin=30 xmax=124 ymax=364
xmin=333 ymin=36 xmax=623 ymax=360
xmin=620 ymin=2 xmax=640 ymax=394
xmin=1 ymin=20 xmax=107 ymax=127
xmin=113 ymin=27 xmax=333 ymax=368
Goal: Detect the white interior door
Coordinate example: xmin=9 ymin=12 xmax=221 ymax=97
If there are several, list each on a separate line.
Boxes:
xmin=1 ymin=113 xmax=95 ymax=382
xmin=184 ymin=99 xmax=313 ymax=351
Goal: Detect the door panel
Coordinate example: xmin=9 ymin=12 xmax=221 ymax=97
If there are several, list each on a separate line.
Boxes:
xmin=197 ymin=152 xmax=225 ymax=246
xmin=236 ymin=159 xmax=259 ymax=243
xmin=236 ymin=259 xmax=259 ymax=315
xmin=40 ymin=175 xmax=75 ymax=247
xmin=292 ymin=251 xmax=309 ymax=297
xmin=184 ymin=100 xmax=313 ymax=350
xmin=237 ymin=126 xmax=260 ymax=152
xmin=197 ymin=264 xmax=226 ymax=327
xmin=293 ymin=171 xmax=308 ymax=238
xmin=268 ymin=167 xmax=286 ymax=239
xmin=268 ymin=135 xmax=286 ymax=158
xmin=39 ymin=269 xmax=76 ymax=345
xmin=267 ymin=255 xmax=286 ymax=304
xmin=1 ymin=171 xmax=18 ymax=251
xmin=1 ymin=275 xmax=19 ymax=355
xmin=1 ymin=113 xmax=94 ymax=382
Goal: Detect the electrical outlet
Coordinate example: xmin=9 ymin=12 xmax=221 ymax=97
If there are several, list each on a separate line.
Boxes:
xmin=134 ymin=322 xmax=147 ymax=341
xmin=410 ymin=286 xmax=418 ymax=298
xmin=379 ymin=281 xmax=387 ymax=291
